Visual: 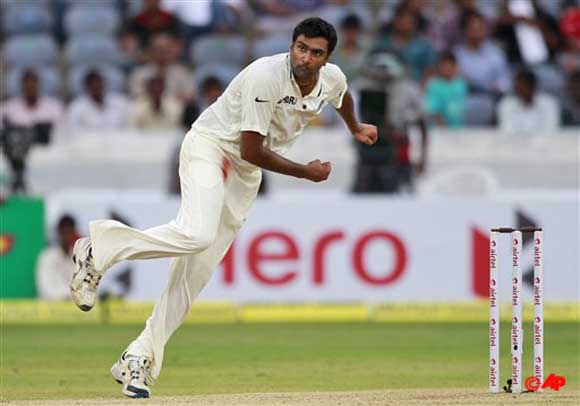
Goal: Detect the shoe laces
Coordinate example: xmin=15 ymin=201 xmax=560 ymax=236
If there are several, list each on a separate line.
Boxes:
xmin=128 ymin=357 xmax=153 ymax=386
xmin=82 ymin=271 xmax=101 ymax=290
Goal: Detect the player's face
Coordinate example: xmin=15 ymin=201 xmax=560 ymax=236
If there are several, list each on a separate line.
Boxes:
xmin=290 ymin=35 xmax=330 ymax=80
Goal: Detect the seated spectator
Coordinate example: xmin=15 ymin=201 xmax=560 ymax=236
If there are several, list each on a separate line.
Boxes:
xmin=562 ymin=69 xmax=580 ymax=126
xmin=399 ymin=0 xmax=430 ymax=34
xmin=253 ymin=0 xmax=326 ymax=34
xmin=182 ymin=75 xmax=224 ymax=130
xmin=428 ymin=0 xmax=480 ymax=52
xmin=455 ymin=12 xmax=511 ymax=96
xmin=171 ymin=75 xmax=225 ymax=195
xmin=129 ymin=33 xmax=194 ymax=101
xmin=495 ymin=0 xmax=562 ymax=65
xmin=425 ymin=51 xmax=467 ymax=128
xmin=127 ymin=0 xmax=182 ymax=48
xmin=129 ymin=75 xmax=183 ymax=130
xmin=161 ymin=0 xmax=215 ymax=41
xmin=66 ymin=70 xmax=129 ymax=133
xmin=1 ymin=69 xmax=63 ymax=134
xmin=330 ymin=14 xmax=369 ymax=84
xmin=372 ymin=6 xmax=437 ymax=82
xmin=497 ymin=69 xmax=560 ymax=135
xmin=35 ymin=214 xmax=79 ymax=301
xmin=558 ymin=6 xmax=580 ymax=74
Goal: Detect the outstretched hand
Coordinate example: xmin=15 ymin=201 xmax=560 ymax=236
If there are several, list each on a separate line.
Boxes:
xmin=353 ymin=123 xmax=378 ymax=146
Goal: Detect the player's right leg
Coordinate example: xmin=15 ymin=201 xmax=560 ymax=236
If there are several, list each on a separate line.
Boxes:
xmin=70 ymin=133 xmax=226 ymax=312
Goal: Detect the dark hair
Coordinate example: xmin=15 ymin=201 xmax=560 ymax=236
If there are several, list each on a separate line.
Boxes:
xmin=84 ymin=70 xmax=103 ymax=86
xmin=461 ymin=11 xmax=485 ymax=32
xmin=439 ymin=50 xmax=457 ymax=64
xmin=569 ymin=69 xmax=580 ymax=83
xmin=293 ymin=17 xmax=337 ymax=54
xmin=57 ymin=214 xmax=76 ymax=229
xmin=201 ymin=75 xmax=223 ymax=94
xmin=21 ymin=69 xmax=39 ymax=83
xmin=516 ymin=69 xmax=537 ymax=88
xmin=340 ymin=14 xmax=361 ymax=30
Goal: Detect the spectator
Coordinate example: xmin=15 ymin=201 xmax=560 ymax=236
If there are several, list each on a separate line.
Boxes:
xmin=558 ymin=5 xmax=580 ymax=74
xmin=495 ymin=0 xmax=562 ymax=65
xmin=253 ymin=0 xmax=326 ymax=33
xmin=66 ymin=70 xmax=129 ymax=133
xmin=330 ymin=14 xmax=369 ymax=84
xmin=455 ymin=12 xmax=511 ymax=96
xmin=35 ymin=214 xmax=79 ymax=301
xmin=127 ymin=0 xmax=182 ymax=49
xmin=129 ymin=33 xmax=194 ymax=100
xmin=353 ymin=52 xmax=428 ymax=194
xmin=562 ymin=70 xmax=580 ymax=126
xmin=161 ymin=0 xmax=214 ymax=40
xmin=1 ymin=70 xmax=63 ymax=134
xmin=428 ymin=0 xmax=480 ymax=52
xmin=182 ymin=75 xmax=224 ymax=130
xmin=425 ymin=51 xmax=467 ymax=128
xmin=497 ymin=69 xmax=560 ymax=135
xmin=400 ymin=0 xmax=430 ymax=34
xmin=171 ymin=76 xmax=225 ymax=195
xmin=372 ymin=6 xmax=437 ymax=82
xmin=129 ymin=75 xmax=183 ymax=130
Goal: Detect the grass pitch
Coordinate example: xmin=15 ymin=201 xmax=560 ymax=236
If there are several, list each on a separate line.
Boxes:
xmin=1 ymin=322 xmax=578 ymax=404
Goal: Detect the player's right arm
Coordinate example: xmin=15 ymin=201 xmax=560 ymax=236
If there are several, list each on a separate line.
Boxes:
xmin=240 ymin=131 xmax=330 ymax=182
xmin=238 ymin=62 xmax=330 ymax=182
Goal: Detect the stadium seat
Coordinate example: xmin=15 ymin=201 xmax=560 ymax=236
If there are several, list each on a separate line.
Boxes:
xmin=418 ymin=166 xmax=499 ymax=196
xmin=4 ymin=35 xmax=58 ymax=67
xmin=62 ymin=0 xmax=118 ymax=6
xmin=253 ymin=35 xmax=292 ymax=59
xmin=64 ymin=5 xmax=120 ymax=36
xmin=463 ymin=94 xmax=495 ymax=126
xmin=6 ymin=67 xmax=61 ymax=97
xmin=65 ymin=35 xmax=124 ymax=66
xmin=190 ymin=35 xmax=247 ymax=67
xmin=192 ymin=64 xmax=240 ymax=87
xmin=68 ymin=65 xmax=125 ymax=96
xmin=318 ymin=5 xmax=373 ymax=32
xmin=2 ymin=4 xmax=54 ymax=35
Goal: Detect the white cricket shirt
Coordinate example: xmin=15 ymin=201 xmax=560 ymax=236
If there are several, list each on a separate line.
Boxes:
xmin=192 ymin=53 xmax=347 ymax=158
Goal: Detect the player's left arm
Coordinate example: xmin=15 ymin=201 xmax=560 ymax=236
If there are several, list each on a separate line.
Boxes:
xmin=334 ymin=90 xmax=377 ymax=146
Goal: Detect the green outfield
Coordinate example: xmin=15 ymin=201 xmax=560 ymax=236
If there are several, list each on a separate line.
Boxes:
xmin=1 ymin=322 xmax=578 ymax=402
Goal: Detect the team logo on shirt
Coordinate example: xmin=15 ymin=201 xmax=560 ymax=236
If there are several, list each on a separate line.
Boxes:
xmin=277 ymin=96 xmax=297 ymax=105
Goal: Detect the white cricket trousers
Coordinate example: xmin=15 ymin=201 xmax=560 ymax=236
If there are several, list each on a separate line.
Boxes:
xmin=88 ymin=131 xmax=261 ymax=380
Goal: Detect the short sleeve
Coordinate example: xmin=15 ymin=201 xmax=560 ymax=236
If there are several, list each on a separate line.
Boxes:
xmin=327 ymin=64 xmax=348 ymax=109
xmin=240 ymin=64 xmax=281 ymax=136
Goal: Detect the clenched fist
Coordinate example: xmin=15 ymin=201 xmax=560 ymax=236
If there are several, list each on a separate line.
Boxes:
xmin=304 ymin=159 xmax=331 ymax=182
xmin=353 ymin=123 xmax=378 ymax=145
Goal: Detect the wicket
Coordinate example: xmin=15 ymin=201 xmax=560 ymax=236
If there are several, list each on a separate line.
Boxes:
xmin=489 ymin=227 xmax=544 ymax=394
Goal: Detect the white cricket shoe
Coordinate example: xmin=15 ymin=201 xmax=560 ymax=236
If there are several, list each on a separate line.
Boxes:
xmin=111 ymin=351 xmax=153 ymax=398
xmin=69 ymin=237 xmax=101 ymax=312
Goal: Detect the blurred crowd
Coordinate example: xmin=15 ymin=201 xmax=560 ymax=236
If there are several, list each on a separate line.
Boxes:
xmin=1 ymin=0 xmax=579 ymax=195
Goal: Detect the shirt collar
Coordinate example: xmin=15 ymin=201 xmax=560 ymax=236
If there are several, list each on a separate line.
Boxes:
xmin=286 ymin=53 xmax=323 ymax=99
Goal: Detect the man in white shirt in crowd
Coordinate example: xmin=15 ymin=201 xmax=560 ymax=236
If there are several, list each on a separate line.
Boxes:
xmin=69 ymin=17 xmax=377 ymax=399
xmin=1 ymin=69 xmax=63 ymax=131
xmin=66 ymin=70 xmax=129 ymax=134
xmin=498 ymin=68 xmax=560 ymax=135
xmin=129 ymin=33 xmax=193 ymax=101
xmin=35 ymin=214 xmax=79 ymax=301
